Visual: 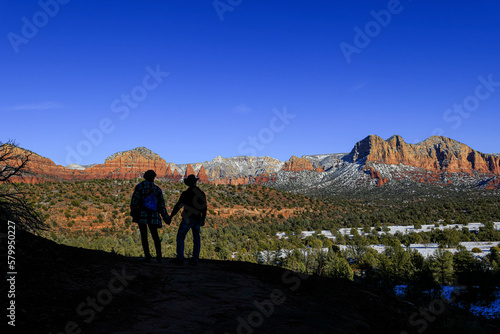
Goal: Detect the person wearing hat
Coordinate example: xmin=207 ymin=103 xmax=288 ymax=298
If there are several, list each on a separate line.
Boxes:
xmin=168 ymin=174 xmax=207 ymax=265
xmin=130 ymin=170 xmax=170 ymax=263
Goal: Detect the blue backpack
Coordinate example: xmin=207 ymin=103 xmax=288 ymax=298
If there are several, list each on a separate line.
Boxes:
xmin=143 ymin=185 xmax=157 ymax=211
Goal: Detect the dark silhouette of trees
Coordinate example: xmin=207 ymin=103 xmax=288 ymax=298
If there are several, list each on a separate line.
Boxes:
xmin=0 ymin=141 xmax=45 ymax=232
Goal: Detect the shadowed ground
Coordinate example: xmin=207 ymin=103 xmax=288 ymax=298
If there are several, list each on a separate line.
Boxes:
xmin=5 ymin=230 xmax=498 ymax=334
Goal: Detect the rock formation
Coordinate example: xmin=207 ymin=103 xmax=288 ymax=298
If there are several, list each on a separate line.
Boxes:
xmin=0 ymin=146 xmax=169 ymax=183
xmin=348 ymin=135 xmax=500 ymax=176
xmin=3 ymin=135 xmax=499 ymax=189
xmin=253 ymin=173 xmax=277 ymax=184
xmin=184 ymin=164 xmax=196 ymax=179
xmin=281 ymin=156 xmax=315 ymax=172
xmin=0 ymin=145 xmax=85 ymax=183
xmin=197 ymin=165 xmax=209 ymax=183
xmin=201 ymin=156 xmax=284 ymax=180
xmin=171 ymin=169 xmax=182 ymax=182
xmin=86 ymin=147 xmax=168 ymax=180
xmin=364 ymin=166 xmax=389 ymax=187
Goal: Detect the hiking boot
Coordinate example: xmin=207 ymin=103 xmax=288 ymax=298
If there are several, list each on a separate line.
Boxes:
xmin=188 ymin=259 xmax=198 ymax=266
xmin=171 ymin=258 xmax=184 ymax=265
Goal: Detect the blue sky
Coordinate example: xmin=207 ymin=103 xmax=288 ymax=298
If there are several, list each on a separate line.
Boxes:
xmin=1 ymin=0 xmax=499 ymax=166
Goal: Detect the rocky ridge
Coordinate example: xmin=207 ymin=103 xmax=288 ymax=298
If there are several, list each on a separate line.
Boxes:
xmin=1 ymin=145 xmax=86 ymax=183
xmin=348 ymin=135 xmax=500 ymax=175
xmin=272 ymin=135 xmax=500 ymax=193
xmin=176 ymin=156 xmax=284 ymax=185
xmin=2 ymin=135 xmax=499 ymax=190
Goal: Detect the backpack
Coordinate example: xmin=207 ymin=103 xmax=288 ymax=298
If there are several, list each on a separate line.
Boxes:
xmin=143 ymin=184 xmax=157 ymax=211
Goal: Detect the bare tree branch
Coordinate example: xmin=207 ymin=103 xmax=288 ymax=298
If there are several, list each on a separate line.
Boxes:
xmin=0 ymin=140 xmax=45 ymax=232
xmin=0 ymin=140 xmax=32 ymax=182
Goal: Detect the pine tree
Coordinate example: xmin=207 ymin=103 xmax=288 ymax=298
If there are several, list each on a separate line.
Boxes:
xmin=430 ymin=248 xmax=454 ymax=285
xmin=453 ymin=245 xmax=477 ymax=285
xmin=323 ymin=249 xmax=353 ymax=281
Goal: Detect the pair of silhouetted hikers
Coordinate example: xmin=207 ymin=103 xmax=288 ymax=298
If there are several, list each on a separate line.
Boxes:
xmin=130 ymin=170 xmax=207 ymax=265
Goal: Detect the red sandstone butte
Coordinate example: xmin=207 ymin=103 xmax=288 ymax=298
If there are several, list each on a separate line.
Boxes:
xmin=281 ymin=156 xmax=315 ymax=172
xmin=171 ymin=169 xmax=182 ymax=182
xmin=86 ymin=147 xmax=167 ymax=180
xmin=197 ymin=165 xmax=209 ymax=183
xmin=350 ymin=135 xmax=500 ymax=176
xmin=184 ymin=164 xmax=196 ymax=178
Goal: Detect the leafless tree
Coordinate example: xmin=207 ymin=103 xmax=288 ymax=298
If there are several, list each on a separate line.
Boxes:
xmin=0 ymin=140 xmax=45 ymax=232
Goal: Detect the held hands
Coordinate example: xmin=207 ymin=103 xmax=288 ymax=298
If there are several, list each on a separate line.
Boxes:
xmin=163 ymin=215 xmax=172 ymax=225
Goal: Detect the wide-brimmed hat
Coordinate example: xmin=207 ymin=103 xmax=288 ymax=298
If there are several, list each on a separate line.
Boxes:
xmin=144 ymin=170 xmax=156 ymax=181
xmin=184 ymin=174 xmax=199 ymax=186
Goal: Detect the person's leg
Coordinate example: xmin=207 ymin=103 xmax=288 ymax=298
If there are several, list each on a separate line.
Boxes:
xmin=138 ymin=223 xmax=151 ymax=260
xmin=191 ymin=222 xmax=201 ymax=262
xmin=148 ymin=224 xmax=162 ymax=262
xmin=176 ymin=219 xmax=190 ymax=260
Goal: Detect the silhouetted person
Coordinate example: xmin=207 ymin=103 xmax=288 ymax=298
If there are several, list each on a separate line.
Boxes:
xmin=169 ymin=174 xmax=207 ymax=265
xmin=130 ymin=170 xmax=169 ymax=263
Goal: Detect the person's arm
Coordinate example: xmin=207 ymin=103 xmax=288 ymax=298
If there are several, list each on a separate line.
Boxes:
xmin=130 ymin=184 xmax=142 ymax=220
xmin=199 ymin=191 xmax=207 ymax=225
xmin=130 ymin=185 xmax=140 ymax=212
xmin=169 ymin=192 xmax=185 ymax=218
xmin=156 ymin=185 xmax=170 ymax=223
xmin=170 ymin=202 xmax=182 ymax=217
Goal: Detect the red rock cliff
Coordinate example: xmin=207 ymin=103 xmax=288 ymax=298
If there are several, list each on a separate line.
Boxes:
xmin=281 ymin=156 xmax=315 ymax=172
xmin=0 ymin=146 xmax=168 ymax=182
xmin=0 ymin=145 xmax=86 ymax=183
xmin=349 ymin=135 xmax=500 ymax=176
xmin=86 ymin=147 xmax=168 ymax=180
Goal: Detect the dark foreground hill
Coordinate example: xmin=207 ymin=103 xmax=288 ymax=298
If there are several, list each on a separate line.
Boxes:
xmin=4 ymin=231 xmax=497 ymax=334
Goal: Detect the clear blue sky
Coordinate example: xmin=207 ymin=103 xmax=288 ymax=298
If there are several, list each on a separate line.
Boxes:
xmin=1 ymin=0 xmax=499 ymax=166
